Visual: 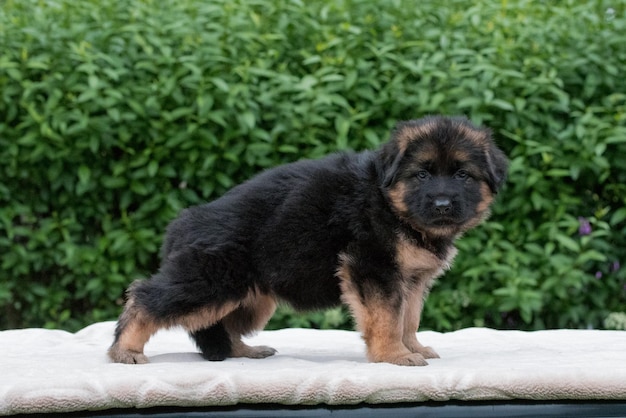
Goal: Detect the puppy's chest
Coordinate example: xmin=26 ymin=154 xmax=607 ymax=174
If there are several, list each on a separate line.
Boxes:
xmin=395 ymin=237 xmax=457 ymax=283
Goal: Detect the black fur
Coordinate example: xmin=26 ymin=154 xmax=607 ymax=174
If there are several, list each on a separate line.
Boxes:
xmin=160 ymin=153 xmax=372 ymax=311
xmin=191 ymin=323 xmax=231 ymax=361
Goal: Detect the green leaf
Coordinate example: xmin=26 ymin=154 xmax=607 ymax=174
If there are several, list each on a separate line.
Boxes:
xmin=101 ymin=176 xmax=126 ymax=189
xmin=147 ymin=161 xmax=159 ymax=177
xmin=546 ymin=169 xmax=570 ymax=178
xmin=577 ymin=250 xmax=607 ymax=264
xmin=610 ymin=208 xmax=626 ymax=226
xmin=278 ymin=145 xmax=298 ymax=154
xmin=77 ymin=165 xmax=91 ymax=185
xmin=491 ymin=99 xmax=515 ymax=111
xmin=554 ymin=234 xmax=580 ymax=253
xmin=211 ymin=77 xmax=229 ymax=92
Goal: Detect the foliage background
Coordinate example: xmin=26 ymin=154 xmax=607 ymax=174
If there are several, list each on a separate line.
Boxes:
xmin=1 ymin=0 xmax=625 ymax=332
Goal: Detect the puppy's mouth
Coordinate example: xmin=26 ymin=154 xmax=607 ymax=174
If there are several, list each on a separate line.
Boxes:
xmin=427 ymin=217 xmax=464 ymax=227
xmin=421 ymin=213 xmax=467 ymax=228
xmin=432 ymin=219 xmax=455 ymax=225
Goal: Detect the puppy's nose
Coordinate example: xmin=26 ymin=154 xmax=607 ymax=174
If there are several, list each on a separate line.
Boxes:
xmin=434 ymin=197 xmax=451 ymax=214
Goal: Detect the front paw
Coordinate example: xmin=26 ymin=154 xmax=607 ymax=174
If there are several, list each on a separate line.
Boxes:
xmin=370 ymin=349 xmax=429 ymax=366
xmin=405 ymin=341 xmax=440 ymax=359
xmin=389 ymin=352 xmax=429 ymax=366
xmin=415 ymin=345 xmax=439 ymax=359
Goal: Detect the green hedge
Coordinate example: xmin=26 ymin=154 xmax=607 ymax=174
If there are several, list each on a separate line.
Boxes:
xmin=1 ymin=0 xmax=625 ymax=332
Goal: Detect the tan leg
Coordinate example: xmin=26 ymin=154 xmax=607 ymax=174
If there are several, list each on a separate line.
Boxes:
xmin=338 ymin=269 xmax=428 ymax=366
xmin=109 ymin=295 xmax=241 ymax=364
xmin=402 ymin=283 xmax=439 ymax=359
xmin=108 ymin=297 xmax=158 ymax=364
xmin=361 ymin=299 xmax=428 ymax=366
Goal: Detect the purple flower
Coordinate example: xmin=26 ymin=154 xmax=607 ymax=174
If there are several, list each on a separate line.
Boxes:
xmin=612 ymin=261 xmax=620 ymax=272
xmin=578 ymin=217 xmax=592 ymax=236
xmin=595 ymin=271 xmax=603 ymax=280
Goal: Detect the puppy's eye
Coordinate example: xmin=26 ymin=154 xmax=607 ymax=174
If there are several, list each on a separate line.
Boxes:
xmin=416 ymin=170 xmax=430 ymax=180
xmin=455 ymin=170 xmax=469 ymax=180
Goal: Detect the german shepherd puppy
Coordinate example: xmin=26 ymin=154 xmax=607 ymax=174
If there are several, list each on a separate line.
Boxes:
xmin=108 ymin=115 xmax=508 ymax=366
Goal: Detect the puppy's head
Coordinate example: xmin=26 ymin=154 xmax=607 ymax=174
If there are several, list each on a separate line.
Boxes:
xmin=378 ymin=116 xmax=508 ymax=238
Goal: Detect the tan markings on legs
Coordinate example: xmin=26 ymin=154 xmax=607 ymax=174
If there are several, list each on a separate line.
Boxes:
xmin=179 ymin=286 xmax=277 ymax=336
xmin=109 ymin=292 xmax=249 ymax=364
xmin=357 ymin=296 xmax=427 ymax=366
xmin=401 ymin=282 xmax=439 ymax=359
xmin=395 ymin=237 xmax=458 ymax=360
xmin=225 ymin=291 xmax=278 ymax=335
xmin=108 ymin=297 xmax=158 ymax=364
xmin=178 ymin=301 xmax=241 ymax=333
xmin=337 ymin=254 xmax=428 ymax=366
xmin=224 ymin=291 xmax=278 ymax=359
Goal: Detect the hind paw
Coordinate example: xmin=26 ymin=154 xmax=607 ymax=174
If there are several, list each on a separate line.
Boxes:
xmin=232 ymin=342 xmax=277 ymax=359
xmin=108 ymin=344 xmax=149 ymax=364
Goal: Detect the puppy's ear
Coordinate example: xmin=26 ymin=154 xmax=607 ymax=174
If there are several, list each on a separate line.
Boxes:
xmin=485 ymin=142 xmax=508 ymax=193
xmin=377 ymin=136 xmax=405 ymax=188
